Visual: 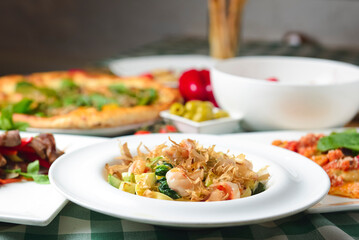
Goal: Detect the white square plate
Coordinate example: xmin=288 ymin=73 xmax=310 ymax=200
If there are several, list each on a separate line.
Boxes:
xmin=0 ymin=132 xmax=108 ymax=226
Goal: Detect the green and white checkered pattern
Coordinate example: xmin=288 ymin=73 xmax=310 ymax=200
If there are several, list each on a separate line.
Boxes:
xmin=1 ymin=203 xmax=359 ymax=240
xmin=1 ymin=38 xmax=359 ymax=239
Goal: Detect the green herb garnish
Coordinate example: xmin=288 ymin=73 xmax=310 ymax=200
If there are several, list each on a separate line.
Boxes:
xmin=15 ymin=81 xmax=36 ymax=94
xmin=317 ymin=130 xmax=359 ymax=152
xmin=60 ymin=78 xmax=78 ymax=90
xmin=109 ymin=84 xmax=130 ymax=94
xmin=5 ymin=160 xmax=50 ymax=184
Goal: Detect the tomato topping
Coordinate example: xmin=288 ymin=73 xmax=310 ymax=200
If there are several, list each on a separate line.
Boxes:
xmin=284 ymin=141 xmax=299 ymax=152
xmin=267 ymin=77 xmax=279 ymax=82
xmin=68 ymin=69 xmax=86 ymax=74
xmin=140 ymin=73 xmax=154 ymax=80
xmin=134 ymin=130 xmax=151 ymax=135
xmin=159 ymin=125 xmax=178 ymax=133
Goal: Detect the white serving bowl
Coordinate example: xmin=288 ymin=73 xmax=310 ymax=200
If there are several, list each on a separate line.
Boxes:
xmin=211 ymin=56 xmax=359 ymax=131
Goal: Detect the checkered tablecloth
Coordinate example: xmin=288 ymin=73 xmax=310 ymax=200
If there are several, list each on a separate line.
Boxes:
xmin=1 ymin=38 xmax=359 ymax=240
xmin=1 ymin=202 xmax=358 ymax=240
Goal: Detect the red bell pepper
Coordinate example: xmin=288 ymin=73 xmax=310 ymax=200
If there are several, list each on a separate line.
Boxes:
xmin=0 ymin=137 xmax=35 ymax=154
xmin=0 ymin=178 xmax=22 ymax=185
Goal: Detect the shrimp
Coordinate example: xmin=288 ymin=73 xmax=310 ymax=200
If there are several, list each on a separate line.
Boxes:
xmin=166 ymin=168 xmax=194 ymax=197
xmin=206 ymin=182 xmax=241 ymax=201
xmin=128 ymin=160 xmax=147 ymax=175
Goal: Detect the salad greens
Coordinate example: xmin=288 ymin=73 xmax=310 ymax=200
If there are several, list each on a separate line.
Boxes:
xmin=317 ymin=129 xmax=359 ymax=152
xmin=5 ymin=160 xmax=50 ymax=184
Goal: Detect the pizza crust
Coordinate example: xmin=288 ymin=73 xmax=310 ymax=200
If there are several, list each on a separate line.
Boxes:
xmin=0 ymin=71 xmax=181 ymax=129
xmin=329 ymin=182 xmax=359 ymax=199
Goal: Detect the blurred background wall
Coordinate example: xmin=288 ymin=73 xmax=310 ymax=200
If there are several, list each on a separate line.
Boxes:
xmin=1 ymin=0 xmax=358 ymax=75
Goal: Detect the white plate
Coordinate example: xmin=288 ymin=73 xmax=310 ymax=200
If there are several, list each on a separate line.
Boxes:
xmin=160 ymin=110 xmax=242 ymax=134
xmin=26 ymin=120 xmax=156 ymax=137
xmin=49 ymin=133 xmax=329 ymax=228
xmin=108 ymin=55 xmax=217 ymax=77
xmin=0 ymin=132 xmax=108 ymax=226
xmin=222 ymin=128 xmax=359 ymax=213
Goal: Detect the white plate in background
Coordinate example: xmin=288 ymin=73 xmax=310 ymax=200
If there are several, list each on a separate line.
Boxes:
xmin=50 ymin=133 xmax=329 ymax=228
xmin=27 ymin=120 xmax=156 ymax=137
xmin=108 ymin=55 xmax=217 ymax=77
xmin=221 ymin=128 xmax=359 ymax=213
xmin=0 ymin=132 xmax=108 ymax=226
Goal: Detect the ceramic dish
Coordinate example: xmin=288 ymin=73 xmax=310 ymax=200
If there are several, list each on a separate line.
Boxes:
xmin=0 ymin=132 xmax=107 ymax=226
xmin=160 ymin=110 xmax=242 ymax=134
xmin=108 ymin=55 xmax=217 ymax=88
xmin=108 ymin=55 xmax=216 ymax=77
xmin=49 ymin=133 xmax=329 ymax=228
xmin=26 ymin=120 xmax=156 ymax=137
xmin=221 ymin=128 xmax=359 ymax=213
xmin=211 ymin=56 xmax=359 ymax=131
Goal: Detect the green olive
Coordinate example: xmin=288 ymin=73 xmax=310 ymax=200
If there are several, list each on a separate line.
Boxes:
xmin=192 ymin=112 xmax=207 ymax=122
xmin=183 ymin=112 xmax=194 ymax=120
xmin=196 ymin=105 xmax=214 ymax=121
xmin=170 ymin=103 xmax=185 ymax=116
xmin=201 ymin=101 xmax=214 ymax=109
xmin=214 ymin=110 xmax=229 ymax=119
xmin=184 ymin=100 xmax=201 ymax=114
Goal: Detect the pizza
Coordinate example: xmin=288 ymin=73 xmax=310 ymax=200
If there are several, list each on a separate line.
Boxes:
xmin=272 ymin=131 xmax=359 ymax=199
xmin=0 ymin=71 xmax=181 ymax=129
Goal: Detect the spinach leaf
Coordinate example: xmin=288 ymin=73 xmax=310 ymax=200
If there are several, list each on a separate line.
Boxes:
xmin=158 ymin=178 xmax=181 ymax=199
xmin=154 ymin=165 xmax=171 ymax=176
xmin=252 ymin=182 xmax=266 ymax=195
xmin=317 ymin=130 xmax=359 ymax=152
